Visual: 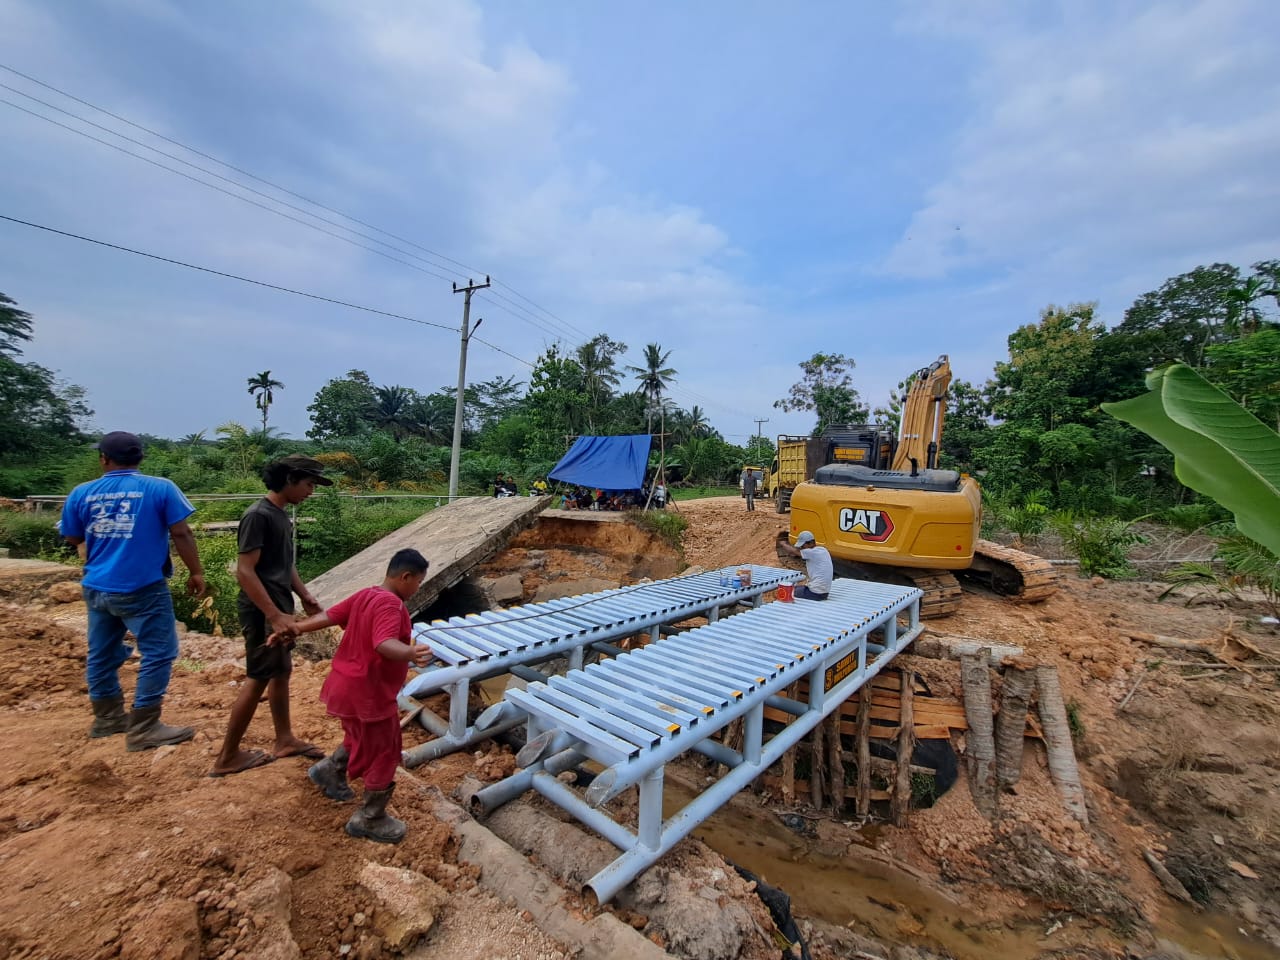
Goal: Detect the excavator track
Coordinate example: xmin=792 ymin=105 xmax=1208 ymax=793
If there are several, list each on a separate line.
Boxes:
xmin=963 ymin=539 xmax=1060 ymax=603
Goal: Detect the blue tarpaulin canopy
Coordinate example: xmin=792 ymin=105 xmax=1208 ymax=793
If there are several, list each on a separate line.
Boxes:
xmin=548 ymin=435 xmax=652 ymax=490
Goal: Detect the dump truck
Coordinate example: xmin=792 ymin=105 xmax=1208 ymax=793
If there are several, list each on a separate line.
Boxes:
xmin=768 ymin=426 xmax=896 ymax=513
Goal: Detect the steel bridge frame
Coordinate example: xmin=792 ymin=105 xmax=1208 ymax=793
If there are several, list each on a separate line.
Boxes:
xmin=471 ymin=579 xmax=923 ymax=904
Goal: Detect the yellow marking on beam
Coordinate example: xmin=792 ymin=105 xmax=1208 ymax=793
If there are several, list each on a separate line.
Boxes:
xmin=732 ymin=690 xmax=743 ymax=698
xmin=701 ymin=706 xmax=714 ymax=714
xmin=667 ymin=723 xmax=680 ymax=733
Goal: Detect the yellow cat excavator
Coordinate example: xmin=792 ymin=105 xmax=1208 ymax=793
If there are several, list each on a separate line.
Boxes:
xmin=781 ymin=356 xmax=1058 ymax=618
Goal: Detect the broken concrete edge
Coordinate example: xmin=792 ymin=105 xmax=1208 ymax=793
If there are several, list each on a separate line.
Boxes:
xmin=396 ymin=769 xmax=672 ymax=960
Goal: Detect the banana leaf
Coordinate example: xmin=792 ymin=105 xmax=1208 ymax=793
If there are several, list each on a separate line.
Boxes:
xmin=1102 ymin=363 xmax=1280 ymax=557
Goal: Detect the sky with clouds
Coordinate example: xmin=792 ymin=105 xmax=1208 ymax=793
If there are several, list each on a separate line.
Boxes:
xmin=1 ymin=0 xmax=1277 ymax=447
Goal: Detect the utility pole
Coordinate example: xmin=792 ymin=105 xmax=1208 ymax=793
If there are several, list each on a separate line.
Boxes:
xmin=449 ymin=275 xmax=490 ymax=499
xmin=754 ymin=418 xmax=769 ymax=442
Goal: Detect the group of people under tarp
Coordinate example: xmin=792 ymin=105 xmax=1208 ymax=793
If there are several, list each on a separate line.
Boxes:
xmin=559 ymin=478 xmax=667 ymax=511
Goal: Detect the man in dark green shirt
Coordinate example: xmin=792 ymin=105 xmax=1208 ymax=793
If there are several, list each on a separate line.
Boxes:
xmin=209 ymin=455 xmax=332 ymax=777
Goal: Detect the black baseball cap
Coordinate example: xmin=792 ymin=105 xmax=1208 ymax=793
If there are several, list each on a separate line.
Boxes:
xmin=277 ymin=453 xmax=334 ymax=486
xmin=94 ymin=431 xmax=144 ymax=464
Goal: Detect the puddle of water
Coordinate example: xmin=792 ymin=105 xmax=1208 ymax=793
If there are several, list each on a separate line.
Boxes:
xmin=663 ymin=779 xmax=1276 ymax=960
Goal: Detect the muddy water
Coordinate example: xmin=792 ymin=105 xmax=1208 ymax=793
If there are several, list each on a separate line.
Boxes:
xmin=663 ymin=779 xmax=1275 ymax=960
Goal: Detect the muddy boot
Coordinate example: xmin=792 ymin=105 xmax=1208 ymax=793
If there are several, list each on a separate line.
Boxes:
xmin=125 ymin=704 xmax=195 ymax=752
xmin=309 ymin=745 xmax=356 ymax=801
xmin=89 ymin=695 xmax=128 ymax=738
xmin=345 ymin=784 xmax=407 ymax=844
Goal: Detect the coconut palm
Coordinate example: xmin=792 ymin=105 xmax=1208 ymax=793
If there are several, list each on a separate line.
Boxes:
xmin=575 ymin=335 xmax=626 ymax=432
xmin=247 ymin=371 xmax=284 ymax=433
xmin=627 ymin=343 xmax=677 ymax=433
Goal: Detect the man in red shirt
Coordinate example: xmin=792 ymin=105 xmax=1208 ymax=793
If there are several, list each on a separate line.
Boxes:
xmin=271 ymin=548 xmax=431 ymax=843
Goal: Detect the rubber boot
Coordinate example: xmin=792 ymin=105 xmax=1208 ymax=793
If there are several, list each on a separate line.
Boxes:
xmin=309 ymin=745 xmax=356 ymax=801
xmin=345 ymin=783 xmax=407 ymax=844
xmin=125 ymin=704 xmax=195 ymax=752
xmin=89 ymin=695 xmax=128 ymax=738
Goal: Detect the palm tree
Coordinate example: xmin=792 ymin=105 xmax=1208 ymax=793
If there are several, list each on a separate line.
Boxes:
xmin=1225 ymin=276 xmax=1279 ymax=337
xmin=627 ymin=343 xmax=677 ymax=433
xmin=686 ymin=405 xmax=711 ymax=440
xmin=575 ymin=335 xmax=626 ymax=433
xmin=247 ymin=371 xmax=284 ymax=433
xmin=364 ymin=385 xmax=418 ymax=442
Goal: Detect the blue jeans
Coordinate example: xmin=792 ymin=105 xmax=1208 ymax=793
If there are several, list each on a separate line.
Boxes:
xmin=83 ymin=580 xmax=179 ymax=709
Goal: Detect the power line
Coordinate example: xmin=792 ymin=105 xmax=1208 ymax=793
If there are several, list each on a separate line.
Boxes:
xmin=0 ymin=61 xmax=583 ymax=343
xmin=0 ymin=213 xmax=456 ymax=331
xmin=0 ymin=80 xmax=472 ymax=282
xmin=1 ymin=92 xmax=587 ymax=349
xmin=0 ymin=96 xmax=463 ymax=285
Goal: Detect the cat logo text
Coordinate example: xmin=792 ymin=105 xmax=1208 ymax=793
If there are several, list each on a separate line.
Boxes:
xmin=837 ymin=508 xmax=895 ymax=543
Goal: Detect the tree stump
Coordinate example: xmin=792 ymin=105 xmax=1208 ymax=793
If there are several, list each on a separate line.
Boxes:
xmin=855 ymin=686 xmax=872 ymax=816
xmin=1035 ymin=664 xmax=1089 ymax=825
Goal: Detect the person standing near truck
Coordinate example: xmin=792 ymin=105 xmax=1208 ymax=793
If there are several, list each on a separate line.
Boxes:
xmin=742 ymin=468 xmax=758 ymax=512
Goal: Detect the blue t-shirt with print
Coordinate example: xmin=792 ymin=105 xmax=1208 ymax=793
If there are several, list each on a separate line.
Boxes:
xmin=60 ymin=470 xmax=196 ymax=593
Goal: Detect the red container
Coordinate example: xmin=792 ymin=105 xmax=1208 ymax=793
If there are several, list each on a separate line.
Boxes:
xmin=776 ymin=583 xmax=795 ymax=603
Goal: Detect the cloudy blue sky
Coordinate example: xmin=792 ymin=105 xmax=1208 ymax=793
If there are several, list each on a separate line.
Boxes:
xmin=1 ymin=0 xmax=1277 ymax=446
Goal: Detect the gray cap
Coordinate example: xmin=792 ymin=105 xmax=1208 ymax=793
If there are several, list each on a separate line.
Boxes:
xmin=796 ymin=530 xmax=816 ymax=545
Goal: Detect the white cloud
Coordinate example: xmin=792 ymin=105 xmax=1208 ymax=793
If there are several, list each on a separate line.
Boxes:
xmin=884 ymin=0 xmax=1280 ymax=280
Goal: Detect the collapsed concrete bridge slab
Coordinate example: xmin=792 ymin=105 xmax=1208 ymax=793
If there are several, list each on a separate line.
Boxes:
xmin=305 ymin=496 xmax=551 ymax=617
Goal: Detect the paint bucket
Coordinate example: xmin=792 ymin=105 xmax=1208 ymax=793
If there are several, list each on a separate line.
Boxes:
xmin=737 ymin=567 xmax=753 ymax=587
xmin=731 ymin=577 xmax=743 ymax=589
xmin=776 ymin=583 xmax=795 ymax=603
xmin=719 ymin=571 xmax=731 ymax=587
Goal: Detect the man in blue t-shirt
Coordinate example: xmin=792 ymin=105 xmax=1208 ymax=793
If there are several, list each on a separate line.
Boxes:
xmin=61 ymin=431 xmax=206 ymax=750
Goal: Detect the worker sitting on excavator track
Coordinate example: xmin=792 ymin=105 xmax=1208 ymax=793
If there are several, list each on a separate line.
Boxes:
xmin=776 ymin=530 xmax=832 ymax=601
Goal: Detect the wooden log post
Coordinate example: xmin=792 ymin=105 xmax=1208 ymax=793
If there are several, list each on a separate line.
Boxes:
xmin=1035 ymin=664 xmax=1089 ymax=825
xmin=780 ymin=682 xmax=797 ymax=803
xmin=892 ymin=668 xmax=915 ymax=826
xmin=855 ymin=686 xmax=872 ymax=817
xmin=826 ymin=710 xmax=845 ymax=814
xmin=994 ymin=664 xmax=1036 ymax=793
xmin=960 ymin=650 xmax=998 ymax=819
xmin=809 ymin=718 xmax=826 ymax=809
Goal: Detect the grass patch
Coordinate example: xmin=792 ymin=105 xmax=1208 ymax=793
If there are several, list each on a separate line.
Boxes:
xmin=174 ymin=657 xmax=205 ymax=673
xmin=628 ymin=508 xmax=688 ymax=549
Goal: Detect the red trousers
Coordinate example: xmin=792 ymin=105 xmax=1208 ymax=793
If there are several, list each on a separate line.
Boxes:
xmin=340 ymin=715 xmax=402 ymax=790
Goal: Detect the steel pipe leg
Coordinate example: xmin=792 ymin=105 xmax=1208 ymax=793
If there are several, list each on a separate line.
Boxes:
xmin=638 ymin=767 xmax=664 ymax=851
xmin=448 ymin=679 xmax=470 ymax=739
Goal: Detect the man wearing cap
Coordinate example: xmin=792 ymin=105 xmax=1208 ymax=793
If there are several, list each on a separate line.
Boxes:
xmin=60 ymin=431 xmax=206 ymax=749
xmin=210 ymin=454 xmax=331 ymax=776
xmin=777 ymin=530 xmax=833 ymax=601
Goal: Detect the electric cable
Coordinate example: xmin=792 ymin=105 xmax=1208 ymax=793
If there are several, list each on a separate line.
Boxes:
xmin=0 ymin=213 xmax=455 ymax=331
xmin=0 ymin=61 xmax=585 ymax=339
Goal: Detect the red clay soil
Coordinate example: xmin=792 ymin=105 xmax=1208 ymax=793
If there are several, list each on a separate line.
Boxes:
xmin=1 ymin=498 xmax=1277 ymax=959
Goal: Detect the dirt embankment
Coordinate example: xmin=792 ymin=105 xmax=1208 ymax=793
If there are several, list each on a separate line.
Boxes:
xmin=2 ymin=500 xmax=1277 ymax=960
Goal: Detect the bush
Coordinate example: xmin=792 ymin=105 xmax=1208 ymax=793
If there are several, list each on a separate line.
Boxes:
xmin=629 ymin=508 xmax=688 ymax=549
xmin=1050 ymin=512 xmax=1145 ymax=578
xmin=294 ymin=488 xmax=438 ymax=580
xmin=1161 ymin=502 xmax=1229 ymax=533
xmin=171 ymin=534 xmax=240 ymax=635
xmin=0 ymin=511 xmax=68 ymax=558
